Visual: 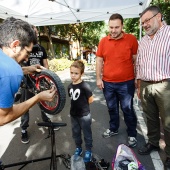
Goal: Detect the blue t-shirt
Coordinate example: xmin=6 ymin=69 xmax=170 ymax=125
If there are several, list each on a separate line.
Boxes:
xmin=0 ymin=50 xmax=23 ymax=108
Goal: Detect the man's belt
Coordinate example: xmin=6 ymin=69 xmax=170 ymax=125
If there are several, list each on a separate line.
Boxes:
xmin=142 ymin=79 xmax=169 ymax=84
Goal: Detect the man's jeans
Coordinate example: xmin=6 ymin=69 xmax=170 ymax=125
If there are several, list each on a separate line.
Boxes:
xmin=20 ymin=88 xmax=49 ymax=130
xmin=103 ymin=79 xmax=137 ymax=137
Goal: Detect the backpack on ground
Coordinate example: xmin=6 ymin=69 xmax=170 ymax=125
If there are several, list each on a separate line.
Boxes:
xmin=112 ymin=144 xmax=145 ymax=170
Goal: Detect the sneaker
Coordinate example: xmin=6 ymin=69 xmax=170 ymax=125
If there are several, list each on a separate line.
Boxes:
xmin=84 ymin=150 xmax=92 ymax=162
xmin=128 ymin=137 xmax=137 ymax=148
xmin=73 ymin=148 xmax=83 ymax=161
xmin=103 ymin=129 xmax=118 ymax=138
xmin=74 ymin=148 xmax=83 ymax=156
xmin=21 ymin=131 xmax=30 ymax=144
xmin=14 ymin=91 xmax=22 ymax=102
xmin=165 ymin=157 xmax=170 ymax=168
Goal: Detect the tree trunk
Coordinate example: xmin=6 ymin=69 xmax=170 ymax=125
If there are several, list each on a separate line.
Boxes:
xmin=44 ymin=26 xmax=55 ymax=58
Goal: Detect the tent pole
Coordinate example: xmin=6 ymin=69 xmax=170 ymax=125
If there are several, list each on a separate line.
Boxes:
xmin=139 ymin=19 xmax=142 ymax=41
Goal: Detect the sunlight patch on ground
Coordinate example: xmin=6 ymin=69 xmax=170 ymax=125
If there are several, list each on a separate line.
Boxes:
xmin=26 ymin=143 xmax=46 ymax=158
xmin=92 ymin=118 xmax=95 ymax=122
xmin=0 ymin=118 xmax=20 ymax=157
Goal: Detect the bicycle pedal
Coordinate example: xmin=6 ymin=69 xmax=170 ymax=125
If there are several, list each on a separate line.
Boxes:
xmin=62 ymin=159 xmax=71 ymax=169
xmin=0 ymin=163 xmax=4 ymax=170
xmin=98 ymin=159 xmax=110 ymax=170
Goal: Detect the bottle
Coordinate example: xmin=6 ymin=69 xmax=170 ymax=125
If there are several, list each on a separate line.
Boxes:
xmin=71 ymin=155 xmax=86 ymax=170
xmin=128 ymin=162 xmax=138 ymax=170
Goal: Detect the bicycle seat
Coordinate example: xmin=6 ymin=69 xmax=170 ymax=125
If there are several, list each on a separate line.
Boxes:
xmin=37 ymin=122 xmax=67 ymax=128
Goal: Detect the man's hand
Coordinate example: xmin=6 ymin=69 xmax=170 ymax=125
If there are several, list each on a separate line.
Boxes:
xmin=22 ymin=64 xmax=47 ymax=75
xmin=37 ymin=86 xmax=56 ymax=102
xmin=136 ymin=79 xmax=141 ymax=99
xmin=135 ymin=79 xmax=138 ymax=89
xmin=96 ymin=78 xmax=104 ymax=90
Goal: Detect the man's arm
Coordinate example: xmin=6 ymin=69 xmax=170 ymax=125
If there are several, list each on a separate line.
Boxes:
xmin=133 ymin=54 xmax=137 ymax=64
xmin=96 ymin=57 xmax=104 ymax=90
xmin=43 ymin=59 xmax=49 ymax=69
xmin=135 ymin=52 xmax=141 ymax=99
xmin=136 ymin=79 xmax=141 ymax=99
xmin=133 ymin=54 xmax=137 ymax=80
xmin=22 ymin=65 xmax=45 ymax=75
xmin=0 ymin=87 xmax=56 ymax=126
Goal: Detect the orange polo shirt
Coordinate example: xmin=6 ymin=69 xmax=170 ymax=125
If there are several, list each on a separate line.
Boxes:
xmin=96 ymin=33 xmax=138 ymax=82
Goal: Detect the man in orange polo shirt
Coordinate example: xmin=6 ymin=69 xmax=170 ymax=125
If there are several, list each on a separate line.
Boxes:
xmin=96 ymin=13 xmax=138 ymax=147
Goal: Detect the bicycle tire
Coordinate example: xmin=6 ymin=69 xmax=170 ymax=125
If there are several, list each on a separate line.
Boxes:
xmin=36 ymin=69 xmax=66 ymax=115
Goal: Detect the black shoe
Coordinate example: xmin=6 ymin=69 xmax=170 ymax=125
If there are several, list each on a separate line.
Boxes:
xmin=103 ymin=129 xmax=118 ymax=138
xmin=165 ymin=157 xmax=170 ymax=168
xmin=14 ymin=92 xmax=22 ymax=102
xmin=138 ymin=143 xmax=160 ymax=155
xmin=21 ymin=131 xmax=30 ymax=144
xmin=128 ymin=137 xmax=137 ymax=148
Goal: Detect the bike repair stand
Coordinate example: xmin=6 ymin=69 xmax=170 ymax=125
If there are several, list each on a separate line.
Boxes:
xmin=0 ymin=122 xmax=71 ymax=170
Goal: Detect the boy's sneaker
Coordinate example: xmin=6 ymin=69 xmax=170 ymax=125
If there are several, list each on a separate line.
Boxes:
xmin=128 ymin=137 xmax=137 ymax=148
xmin=14 ymin=92 xmax=22 ymax=102
xmin=84 ymin=150 xmax=92 ymax=163
xmin=73 ymin=148 xmax=83 ymax=161
xmin=103 ymin=129 xmax=118 ymax=138
xmin=21 ymin=131 xmax=30 ymax=144
xmin=74 ymin=148 xmax=83 ymax=156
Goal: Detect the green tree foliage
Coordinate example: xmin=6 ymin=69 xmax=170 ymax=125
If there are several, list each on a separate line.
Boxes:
xmin=123 ymin=18 xmax=140 ymax=38
xmin=150 ymin=0 xmax=170 ymax=24
xmin=80 ymin=21 xmax=105 ymax=48
xmin=54 ymin=21 xmax=105 ymax=49
xmin=39 ymin=22 xmax=105 ymax=58
xmin=123 ymin=0 xmax=170 ymax=40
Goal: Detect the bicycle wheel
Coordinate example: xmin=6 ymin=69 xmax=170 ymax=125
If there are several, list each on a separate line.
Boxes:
xmin=36 ymin=69 xmax=66 ymax=115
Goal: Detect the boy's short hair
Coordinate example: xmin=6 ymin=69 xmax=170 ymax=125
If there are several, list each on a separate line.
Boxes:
xmin=70 ymin=60 xmax=85 ymax=74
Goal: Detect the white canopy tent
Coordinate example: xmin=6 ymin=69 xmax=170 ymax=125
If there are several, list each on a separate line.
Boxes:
xmin=0 ymin=0 xmax=151 ymax=26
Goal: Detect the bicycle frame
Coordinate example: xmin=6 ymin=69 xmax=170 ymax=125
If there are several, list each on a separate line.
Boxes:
xmin=0 ymin=122 xmax=70 ymax=170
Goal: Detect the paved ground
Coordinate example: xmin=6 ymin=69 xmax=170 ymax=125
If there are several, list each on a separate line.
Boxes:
xmin=0 ymin=69 xmax=169 ymax=170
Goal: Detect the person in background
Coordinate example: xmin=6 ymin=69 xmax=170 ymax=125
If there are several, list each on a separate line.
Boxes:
xmin=96 ymin=13 xmax=138 ymax=148
xmin=90 ymin=52 xmax=96 ymax=70
xmin=20 ymin=26 xmax=59 ymax=144
xmin=136 ymin=5 xmax=170 ymax=168
xmin=0 ymin=17 xmax=55 ymax=126
xmin=68 ymin=60 xmax=94 ymax=162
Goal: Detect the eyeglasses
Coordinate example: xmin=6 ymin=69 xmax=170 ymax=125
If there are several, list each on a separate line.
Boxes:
xmin=141 ymin=13 xmax=158 ymax=26
xmin=24 ymin=47 xmax=31 ymax=56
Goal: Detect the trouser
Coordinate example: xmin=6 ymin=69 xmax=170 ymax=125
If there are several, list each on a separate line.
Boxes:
xmin=71 ymin=113 xmax=93 ymax=151
xmin=103 ymin=79 xmax=137 ymax=137
xmin=140 ymin=81 xmax=170 ymax=158
xmin=20 ymin=88 xmax=49 ymax=130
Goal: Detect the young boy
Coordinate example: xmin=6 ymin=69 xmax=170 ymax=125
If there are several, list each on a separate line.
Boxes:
xmin=68 ymin=60 xmax=94 ymax=162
